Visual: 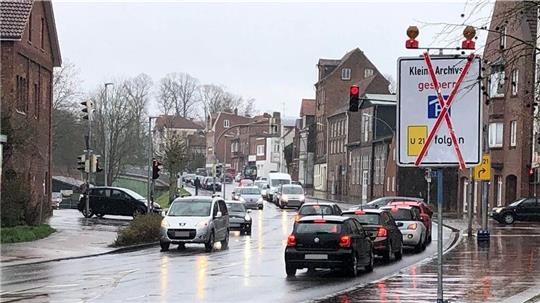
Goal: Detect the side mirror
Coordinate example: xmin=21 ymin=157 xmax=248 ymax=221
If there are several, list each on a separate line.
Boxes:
xmin=215 ymin=211 xmax=223 ymax=218
xmin=397 ymin=222 xmax=404 ymax=227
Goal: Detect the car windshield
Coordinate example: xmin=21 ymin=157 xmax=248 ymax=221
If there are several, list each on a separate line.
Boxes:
xmin=271 ymin=179 xmax=290 ymax=187
xmin=388 ymin=209 xmax=413 ymax=220
xmin=226 ymin=203 xmax=245 ymax=212
xmin=295 ymin=222 xmax=342 ymax=234
xmin=299 ymin=205 xmax=333 ymax=216
xmin=282 ymin=186 xmax=303 ymax=194
xmin=168 ymin=200 xmax=212 ymax=217
xmin=255 ymin=182 xmax=267 ymax=189
xmin=343 ymin=213 xmax=380 ymax=225
xmin=122 ymin=188 xmax=146 ymax=200
xmin=241 ymin=187 xmax=260 ymax=195
xmin=509 ymin=199 xmax=526 ymax=207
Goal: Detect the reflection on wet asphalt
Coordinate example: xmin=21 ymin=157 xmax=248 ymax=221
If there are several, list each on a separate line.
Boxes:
xmin=317 ymin=222 xmax=540 ymax=303
xmin=1 ymin=202 xmax=451 ymax=303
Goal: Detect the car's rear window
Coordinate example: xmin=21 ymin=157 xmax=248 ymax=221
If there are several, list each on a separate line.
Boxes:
xmin=343 ymin=213 xmax=380 ymax=225
xmin=282 ymin=186 xmax=303 ymax=194
xmin=299 ymin=205 xmax=333 ymax=216
xmin=241 ymin=187 xmax=260 ymax=195
xmin=388 ymin=209 xmax=413 ymax=220
xmin=226 ymin=203 xmax=245 ymax=212
xmin=295 ymin=222 xmax=342 ymax=234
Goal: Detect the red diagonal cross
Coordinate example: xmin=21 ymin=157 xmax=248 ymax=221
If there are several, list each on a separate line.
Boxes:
xmin=414 ymin=52 xmax=475 ymax=170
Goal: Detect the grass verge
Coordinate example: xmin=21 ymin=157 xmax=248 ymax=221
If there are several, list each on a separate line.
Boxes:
xmin=0 ymin=224 xmax=56 ymax=244
xmin=156 ymin=187 xmax=192 ymax=209
xmin=113 ymin=214 xmax=162 ymax=247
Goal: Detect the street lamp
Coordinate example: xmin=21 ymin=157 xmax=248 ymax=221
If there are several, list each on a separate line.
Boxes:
xmin=103 ymin=82 xmax=114 ymax=186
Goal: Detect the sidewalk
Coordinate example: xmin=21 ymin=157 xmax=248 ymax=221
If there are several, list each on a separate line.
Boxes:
xmin=0 ymin=209 xmax=128 ymax=266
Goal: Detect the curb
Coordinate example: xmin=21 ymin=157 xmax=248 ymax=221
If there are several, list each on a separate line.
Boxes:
xmin=2 ymin=242 xmax=159 ymax=268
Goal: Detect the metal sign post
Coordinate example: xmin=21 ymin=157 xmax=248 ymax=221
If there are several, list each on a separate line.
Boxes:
xmin=436 ymin=169 xmax=444 ymax=303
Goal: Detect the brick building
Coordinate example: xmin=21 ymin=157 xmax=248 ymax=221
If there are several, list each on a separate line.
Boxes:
xmin=1 ymin=0 xmax=62 ymax=223
xmin=297 ymin=99 xmax=316 ymax=187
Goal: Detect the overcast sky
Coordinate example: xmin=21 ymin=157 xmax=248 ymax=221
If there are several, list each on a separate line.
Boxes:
xmin=53 ymin=1 xmax=494 ymax=117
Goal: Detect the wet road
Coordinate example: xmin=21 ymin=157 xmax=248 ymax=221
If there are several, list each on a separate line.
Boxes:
xmin=0 ymin=198 xmax=452 ymax=303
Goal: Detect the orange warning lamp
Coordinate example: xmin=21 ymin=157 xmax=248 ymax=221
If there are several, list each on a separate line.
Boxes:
xmin=405 ymin=26 xmax=419 ymax=49
xmin=461 ymin=26 xmax=476 ymax=50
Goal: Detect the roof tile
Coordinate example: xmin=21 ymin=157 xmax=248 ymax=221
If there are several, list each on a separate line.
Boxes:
xmin=0 ymin=0 xmax=33 ymax=40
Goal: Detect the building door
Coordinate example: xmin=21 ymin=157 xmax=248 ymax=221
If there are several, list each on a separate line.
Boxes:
xmin=505 ymin=175 xmax=517 ymax=204
xmin=362 ymin=170 xmax=368 ymax=202
xmin=494 ymin=175 xmax=503 ymax=206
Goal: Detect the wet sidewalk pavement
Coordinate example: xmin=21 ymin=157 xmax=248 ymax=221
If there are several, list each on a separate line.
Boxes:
xmin=315 ymin=219 xmax=540 ymax=303
xmin=0 ymin=209 xmax=130 ymax=266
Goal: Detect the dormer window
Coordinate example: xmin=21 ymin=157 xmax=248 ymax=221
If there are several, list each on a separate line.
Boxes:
xmin=341 ymin=68 xmax=351 ymax=80
xmin=364 ymin=68 xmax=373 ymax=78
xmin=224 ymin=119 xmax=230 ymax=128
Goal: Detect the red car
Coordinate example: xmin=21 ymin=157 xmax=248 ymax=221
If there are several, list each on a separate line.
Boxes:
xmin=388 ymin=201 xmax=433 ymax=243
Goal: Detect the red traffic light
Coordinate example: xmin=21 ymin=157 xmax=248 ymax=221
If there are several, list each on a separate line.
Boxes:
xmin=350 ymin=85 xmax=359 ymax=96
xmin=529 ymin=168 xmax=534 ymax=175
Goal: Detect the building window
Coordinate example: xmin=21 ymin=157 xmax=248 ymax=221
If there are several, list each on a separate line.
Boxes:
xmin=363 ymin=115 xmax=369 ymax=142
xmin=489 ymin=122 xmax=504 ymax=148
xmin=224 ymin=119 xmax=230 ymax=128
xmin=374 ymin=158 xmax=380 ymax=185
xmin=489 ymin=65 xmax=505 ymax=98
xmin=500 ymin=26 xmax=506 ymax=49
xmin=40 ymin=17 xmax=45 ymax=49
xmin=16 ymin=75 xmax=28 ymax=113
xmin=28 ymin=13 xmax=32 ymax=42
xmin=257 ymin=145 xmax=265 ymax=156
xmin=511 ymin=69 xmax=519 ymax=96
xmin=510 ymin=120 xmax=517 ymax=147
xmin=364 ymin=68 xmax=373 ymax=78
xmin=386 ymin=177 xmax=390 ymax=192
xmin=341 ymin=68 xmax=351 ymax=80
xmin=34 ymin=83 xmax=40 ymax=119
xmin=392 ymin=176 xmax=395 ymax=192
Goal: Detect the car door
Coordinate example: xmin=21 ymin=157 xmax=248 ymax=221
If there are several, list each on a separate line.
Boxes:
xmin=516 ymin=198 xmax=537 ymax=221
xmin=110 ymin=189 xmax=128 ymax=215
xmin=532 ymin=198 xmax=540 ymax=221
xmin=352 ymin=220 xmax=370 ymax=263
xmin=333 ymin=205 xmax=343 ymax=215
xmin=91 ymin=188 xmax=107 ymax=214
xmin=218 ymin=200 xmax=229 ymax=237
xmin=384 ymin=212 xmax=401 ymax=250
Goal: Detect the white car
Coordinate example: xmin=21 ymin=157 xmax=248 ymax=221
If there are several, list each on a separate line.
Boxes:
xmin=160 ymin=197 xmax=230 ymax=252
xmin=382 ymin=206 xmax=427 ymax=252
xmin=237 ymin=186 xmax=264 ymax=210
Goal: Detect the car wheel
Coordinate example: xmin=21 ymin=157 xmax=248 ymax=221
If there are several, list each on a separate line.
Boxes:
xmin=383 ymin=243 xmax=393 ymax=262
xmin=285 ymin=264 xmax=296 ymax=277
xmin=205 ymin=231 xmax=215 ymax=253
xmin=346 ymin=252 xmax=359 ymax=277
xmin=177 ymin=243 xmax=186 ymax=250
xmin=221 ymin=230 xmax=229 ymax=249
xmin=395 ymin=241 xmax=403 ymax=260
xmin=82 ymin=207 xmax=94 ymax=218
xmin=365 ymin=250 xmax=374 ymax=272
xmin=279 ymin=200 xmax=284 ymax=209
xmin=160 ymin=241 xmax=170 ymax=252
xmin=259 ymin=205 xmax=264 ymax=210
xmin=414 ymin=237 xmax=424 ymax=253
xmin=246 ymin=228 xmax=252 ymax=236
xmin=427 ymin=231 xmax=432 ymax=243
xmin=132 ymin=208 xmax=144 ymax=218
xmin=503 ymin=213 xmax=515 ymax=224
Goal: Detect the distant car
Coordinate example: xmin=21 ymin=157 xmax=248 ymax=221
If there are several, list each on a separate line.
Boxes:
xmin=51 ymin=192 xmax=62 ymax=209
xmin=160 ymin=196 xmax=229 ymax=252
xmin=275 ymin=184 xmax=305 ymax=209
xmin=239 ymin=179 xmax=254 ymax=187
xmin=256 ymin=177 xmax=267 ymax=181
xmin=341 ymin=208 xmax=403 ymax=262
xmin=254 ymin=180 xmax=269 ymax=200
xmin=491 ymin=197 xmax=540 ymax=224
xmin=291 ymin=181 xmax=302 ymax=186
xmin=284 ymin=215 xmax=374 ymax=277
xmin=363 ymin=196 xmax=424 ymax=209
xmin=236 ymin=186 xmax=264 ymax=210
xmin=295 ymin=202 xmax=342 ymax=223
xmin=182 ymin=173 xmax=196 ymax=185
xmin=78 ymin=187 xmax=161 ymax=218
xmin=226 ymin=201 xmax=252 ymax=235
xmin=381 ymin=206 xmax=427 ymax=252
xmin=388 ymin=201 xmax=433 ymax=243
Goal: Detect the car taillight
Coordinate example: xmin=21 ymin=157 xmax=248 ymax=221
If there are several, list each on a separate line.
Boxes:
xmin=314 ymin=219 xmax=326 ymax=223
xmin=377 ymin=227 xmax=388 ymax=237
xmin=287 ymin=235 xmax=296 ymax=247
xmin=407 ymin=223 xmax=417 ymax=230
xmin=294 ymin=215 xmax=300 ymax=222
xmin=339 ymin=235 xmax=351 ymax=248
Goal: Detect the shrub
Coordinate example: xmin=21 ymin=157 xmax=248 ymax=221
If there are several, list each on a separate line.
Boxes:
xmin=113 ymin=213 xmax=162 ymax=247
xmin=1 ymin=173 xmax=30 ymax=227
xmin=0 ymin=224 xmax=56 ymax=243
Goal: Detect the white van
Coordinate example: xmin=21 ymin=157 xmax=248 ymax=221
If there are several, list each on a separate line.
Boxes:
xmin=267 ymin=172 xmax=292 ymax=202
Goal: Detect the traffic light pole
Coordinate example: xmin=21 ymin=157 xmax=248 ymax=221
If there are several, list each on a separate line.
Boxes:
xmin=147 ymin=116 xmax=153 ymax=214
xmin=85 ymin=109 xmax=92 ymax=218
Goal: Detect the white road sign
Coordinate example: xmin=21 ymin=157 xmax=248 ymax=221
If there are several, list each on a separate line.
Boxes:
xmin=397 ymin=55 xmax=481 ymax=167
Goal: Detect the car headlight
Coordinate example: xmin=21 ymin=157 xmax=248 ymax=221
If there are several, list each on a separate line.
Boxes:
xmin=161 ymin=219 xmax=170 ymax=228
xmin=244 ymin=214 xmax=252 ymax=221
xmin=196 ymin=220 xmax=209 ymax=228
xmin=495 ymin=208 xmax=503 ymax=213
xmin=239 ymin=197 xmax=246 ymax=202
xmin=282 ymin=194 xmax=288 ymax=201
xmin=258 ymin=197 xmax=263 ymax=202
xmin=153 ymin=202 xmax=161 ymax=209
xmin=299 ymin=194 xmax=305 ymax=201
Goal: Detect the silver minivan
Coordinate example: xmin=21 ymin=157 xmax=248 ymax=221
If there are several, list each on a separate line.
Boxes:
xmin=160 ymin=196 xmax=229 ymax=252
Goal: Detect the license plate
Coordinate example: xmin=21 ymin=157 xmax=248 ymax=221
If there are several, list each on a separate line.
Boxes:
xmin=305 ymin=254 xmax=328 ymax=260
xmin=174 ymin=231 xmax=189 ymax=237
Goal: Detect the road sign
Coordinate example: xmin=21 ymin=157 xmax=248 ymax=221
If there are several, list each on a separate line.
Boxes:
xmin=397 ymin=54 xmax=481 ymax=167
xmin=474 ymin=154 xmax=491 ymax=181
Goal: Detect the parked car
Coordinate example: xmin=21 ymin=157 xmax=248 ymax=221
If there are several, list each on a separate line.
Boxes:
xmin=363 ymin=196 xmax=424 ymax=209
xmin=236 ymin=186 xmax=264 ymax=210
xmin=239 ymin=179 xmax=254 ymax=187
xmin=51 ymin=192 xmax=62 ymax=209
xmin=78 ymin=187 xmax=161 ymax=218
xmin=295 ymin=202 xmax=342 ymax=223
xmin=160 ymin=196 xmax=229 ymax=252
xmin=491 ymin=197 xmax=540 ymax=224
xmin=226 ymin=201 xmax=252 ymax=235
xmin=284 ymin=215 xmax=374 ymax=277
xmin=381 ymin=206 xmax=427 ymax=252
xmin=182 ymin=173 xmax=196 ymax=185
xmin=341 ymin=208 xmax=403 ymax=262
xmin=275 ymin=184 xmax=305 ymax=209
xmin=388 ymin=201 xmax=433 ymax=243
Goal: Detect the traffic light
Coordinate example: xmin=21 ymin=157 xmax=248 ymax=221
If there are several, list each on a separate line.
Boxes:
xmin=77 ymin=154 xmax=90 ymax=173
xmin=152 ymin=159 xmax=162 ymax=180
xmin=349 ymin=85 xmax=360 ymax=112
xmin=528 ymin=165 xmax=536 ymax=184
xmin=90 ymin=155 xmax=103 ymax=173
xmin=81 ymin=100 xmax=95 ymax=120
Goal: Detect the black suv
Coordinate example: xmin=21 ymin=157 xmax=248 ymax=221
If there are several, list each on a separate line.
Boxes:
xmin=284 ymin=215 xmax=374 ymax=277
xmin=78 ymin=186 xmax=161 ymax=218
xmin=491 ymin=197 xmax=540 ymax=224
xmin=342 ymin=208 xmax=403 ymax=262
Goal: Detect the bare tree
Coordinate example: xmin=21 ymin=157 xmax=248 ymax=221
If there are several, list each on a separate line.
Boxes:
xmin=243 ymin=98 xmax=256 ymax=117
xmin=155 ymin=131 xmax=189 ymax=202
xmin=384 ymin=74 xmax=397 ymax=94
xmin=53 ymin=60 xmax=82 ymax=111
xmin=158 ymin=73 xmax=200 ymax=118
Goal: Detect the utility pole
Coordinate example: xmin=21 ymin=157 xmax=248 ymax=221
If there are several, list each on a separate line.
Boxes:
xmin=147 ymin=116 xmax=158 ymax=213
xmin=81 ymin=100 xmax=94 ymax=217
xmin=103 ymin=82 xmax=113 ymax=186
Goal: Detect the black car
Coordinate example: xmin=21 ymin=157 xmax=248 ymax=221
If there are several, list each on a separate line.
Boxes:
xmin=284 ymin=215 xmax=374 ymax=277
xmin=226 ymin=201 xmax=252 ymax=235
xmin=491 ymin=197 xmax=540 ymax=224
xmin=78 ymin=186 xmax=161 ymax=218
xmin=341 ymin=208 xmax=403 ymax=262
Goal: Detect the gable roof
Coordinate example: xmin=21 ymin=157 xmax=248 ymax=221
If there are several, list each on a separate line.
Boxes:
xmin=316 ymin=48 xmax=361 ymax=85
xmin=300 ymin=99 xmax=315 ymax=116
xmin=0 ymin=0 xmax=62 ymax=66
xmin=155 ymin=115 xmax=203 ymax=130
